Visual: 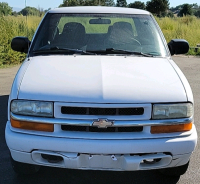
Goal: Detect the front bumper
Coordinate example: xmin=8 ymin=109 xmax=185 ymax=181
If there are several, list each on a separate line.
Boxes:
xmin=6 ymin=122 xmax=197 ymax=171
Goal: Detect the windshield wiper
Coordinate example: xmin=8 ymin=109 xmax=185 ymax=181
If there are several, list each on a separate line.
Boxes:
xmin=33 ymin=46 xmax=95 ymax=55
xmin=105 ymin=48 xmax=154 ymax=57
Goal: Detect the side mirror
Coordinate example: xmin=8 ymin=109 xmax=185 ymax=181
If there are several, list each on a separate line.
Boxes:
xmin=168 ymin=39 xmax=189 ymax=56
xmin=11 ymin=37 xmax=31 ymax=53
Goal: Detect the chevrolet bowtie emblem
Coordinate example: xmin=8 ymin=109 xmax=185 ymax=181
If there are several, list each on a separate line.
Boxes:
xmin=92 ymin=119 xmax=114 ymax=128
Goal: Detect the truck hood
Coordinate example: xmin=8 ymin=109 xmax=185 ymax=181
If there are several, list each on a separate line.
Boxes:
xmin=18 ymin=55 xmax=187 ymax=103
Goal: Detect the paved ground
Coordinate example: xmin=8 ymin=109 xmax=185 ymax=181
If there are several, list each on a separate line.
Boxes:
xmin=0 ymin=56 xmax=199 ymax=184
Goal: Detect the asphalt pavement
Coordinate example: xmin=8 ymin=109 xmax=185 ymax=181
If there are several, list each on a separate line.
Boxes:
xmin=0 ymin=56 xmax=199 ymax=184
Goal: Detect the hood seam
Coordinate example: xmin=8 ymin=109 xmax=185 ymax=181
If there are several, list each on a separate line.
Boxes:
xmin=17 ymin=58 xmax=31 ymax=99
xmin=167 ymin=58 xmax=188 ymax=101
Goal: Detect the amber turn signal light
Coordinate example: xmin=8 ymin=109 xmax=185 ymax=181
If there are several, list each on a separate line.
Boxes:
xmin=11 ymin=118 xmax=54 ymax=132
xmin=151 ymin=122 xmax=192 ymax=134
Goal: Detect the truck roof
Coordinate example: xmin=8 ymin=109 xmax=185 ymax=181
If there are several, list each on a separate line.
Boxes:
xmin=49 ymin=6 xmax=150 ymax=15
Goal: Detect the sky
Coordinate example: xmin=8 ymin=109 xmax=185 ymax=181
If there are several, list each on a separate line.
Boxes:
xmin=2 ymin=0 xmax=199 ymax=11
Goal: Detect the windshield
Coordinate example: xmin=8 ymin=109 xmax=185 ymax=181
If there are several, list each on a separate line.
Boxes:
xmin=30 ymin=13 xmax=168 ymax=57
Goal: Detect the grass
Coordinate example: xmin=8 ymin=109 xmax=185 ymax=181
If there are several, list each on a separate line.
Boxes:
xmin=0 ymin=15 xmax=41 ymax=67
xmin=0 ymin=61 xmax=20 ymax=68
xmin=156 ymin=16 xmax=200 ymax=55
xmin=0 ymin=15 xmax=200 ymax=68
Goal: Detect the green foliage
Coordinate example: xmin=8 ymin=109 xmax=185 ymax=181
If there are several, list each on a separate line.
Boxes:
xmin=192 ymin=3 xmax=199 ymax=9
xmin=0 ymin=2 xmax=12 ymax=16
xmin=19 ymin=6 xmax=41 ymax=16
xmin=170 ymin=3 xmax=200 ymax=18
xmin=116 ymin=0 xmax=127 ymax=7
xmin=1 ymin=11 xmax=200 ymax=66
xmin=146 ymin=0 xmax=169 ymax=17
xmin=166 ymin=11 xmax=174 ymax=18
xmin=178 ymin=4 xmax=193 ymax=17
xmin=187 ymin=48 xmax=200 ymax=56
xmin=128 ymin=1 xmax=146 ymax=9
xmin=156 ymin=16 xmax=200 ymax=50
xmin=59 ymin=0 xmax=115 ymax=7
xmin=104 ymin=0 xmax=115 ymax=6
xmin=0 ymin=15 xmax=41 ymax=66
xmin=60 ymin=0 xmax=78 ymax=6
xmin=194 ymin=10 xmax=200 ymax=17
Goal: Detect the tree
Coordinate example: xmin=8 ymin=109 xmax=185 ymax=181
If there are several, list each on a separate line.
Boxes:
xmin=11 ymin=11 xmax=18 ymax=16
xmin=59 ymin=0 xmax=79 ymax=6
xmin=192 ymin=3 xmax=198 ymax=9
xmin=37 ymin=6 xmax=45 ymax=17
xmin=44 ymin=8 xmax=51 ymax=13
xmin=128 ymin=1 xmax=145 ymax=10
xmin=59 ymin=0 xmax=115 ymax=7
xmin=0 ymin=2 xmax=12 ymax=16
xmin=166 ymin=11 xmax=174 ymax=18
xmin=178 ymin=4 xmax=193 ymax=17
xmin=194 ymin=10 xmax=200 ymax=17
xmin=104 ymin=0 xmax=115 ymax=6
xmin=116 ymin=0 xmax=127 ymax=7
xmin=19 ymin=6 xmax=41 ymax=16
xmin=146 ymin=0 xmax=169 ymax=17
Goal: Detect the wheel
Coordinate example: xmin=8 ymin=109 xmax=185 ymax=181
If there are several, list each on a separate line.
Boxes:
xmin=159 ymin=162 xmax=189 ymax=176
xmin=10 ymin=155 xmax=40 ymax=175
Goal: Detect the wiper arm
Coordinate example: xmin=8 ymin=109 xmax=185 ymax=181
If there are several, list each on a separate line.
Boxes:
xmin=33 ymin=46 xmax=95 ymax=55
xmin=50 ymin=47 xmax=95 ymax=55
xmin=105 ymin=48 xmax=154 ymax=57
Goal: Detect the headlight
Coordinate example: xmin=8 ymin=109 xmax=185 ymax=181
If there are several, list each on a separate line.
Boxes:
xmin=152 ymin=103 xmax=193 ymax=119
xmin=11 ymin=100 xmax=53 ymax=117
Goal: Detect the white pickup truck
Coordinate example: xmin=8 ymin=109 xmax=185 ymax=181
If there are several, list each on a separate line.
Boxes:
xmin=6 ymin=6 xmax=197 ymax=176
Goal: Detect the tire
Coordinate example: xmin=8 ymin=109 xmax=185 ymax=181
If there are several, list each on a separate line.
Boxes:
xmin=159 ymin=162 xmax=189 ymax=176
xmin=10 ymin=155 xmax=40 ymax=175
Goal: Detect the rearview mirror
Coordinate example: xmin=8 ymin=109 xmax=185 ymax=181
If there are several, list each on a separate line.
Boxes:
xmin=89 ymin=18 xmax=111 ymax=24
xmin=11 ymin=37 xmax=31 ymax=53
xmin=168 ymin=39 xmax=189 ymax=56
